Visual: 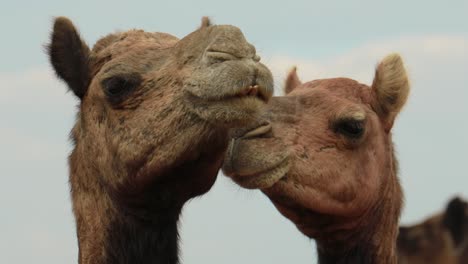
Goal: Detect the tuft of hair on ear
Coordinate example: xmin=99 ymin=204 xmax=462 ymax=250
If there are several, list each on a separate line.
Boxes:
xmin=47 ymin=16 xmax=91 ymax=99
xmin=200 ymin=16 xmax=212 ymax=29
xmin=284 ymin=66 xmax=302 ymax=94
xmin=443 ymin=196 xmax=467 ymax=247
xmin=371 ymin=53 xmax=410 ymax=131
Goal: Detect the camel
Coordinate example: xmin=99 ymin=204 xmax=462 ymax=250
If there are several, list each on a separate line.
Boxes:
xmin=47 ymin=17 xmax=273 ymax=264
xmin=398 ymin=197 xmax=468 ymax=264
xmin=223 ymin=54 xmax=410 ymax=263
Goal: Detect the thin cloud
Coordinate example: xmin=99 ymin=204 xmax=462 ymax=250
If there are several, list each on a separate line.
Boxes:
xmin=264 ymin=34 xmax=468 ymax=94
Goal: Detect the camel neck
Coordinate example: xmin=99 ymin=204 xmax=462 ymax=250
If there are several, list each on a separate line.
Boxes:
xmin=315 ymin=194 xmax=400 ymax=264
xmin=315 ymin=203 xmax=399 ymax=263
xmin=71 ymin=118 xmax=226 ymax=264
xmin=315 ymin=149 xmax=400 ymax=264
xmin=316 ymin=178 xmax=400 ymax=263
xmin=316 ymin=242 xmax=396 ymax=264
xmin=72 ymin=167 xmax=185 ymax=264
xmin=75 ymin=189 xmax=183 ymax=264
xmin=102 ymin=209 xmax=181 ymax=264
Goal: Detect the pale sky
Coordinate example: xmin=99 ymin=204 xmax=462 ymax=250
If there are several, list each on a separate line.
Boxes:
xmin=1 ymin=1 xmax=467 ymax=263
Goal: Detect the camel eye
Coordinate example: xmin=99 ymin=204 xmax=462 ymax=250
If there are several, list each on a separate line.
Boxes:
xmin=335 ymin=119 xmax=365 ymax=138
xmin=205 ymin=50 xmax=238 ymax=64
xmin=101 ymin=73 xmax=142 ymax=104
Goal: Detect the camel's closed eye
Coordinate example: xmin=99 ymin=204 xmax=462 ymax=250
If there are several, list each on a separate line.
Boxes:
xmin=205 ymin=50 xmax=239 ymax=64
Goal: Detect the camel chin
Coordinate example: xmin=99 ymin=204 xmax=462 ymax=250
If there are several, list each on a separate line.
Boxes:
xmin=230 ymin=157 xmax=290 ymax=189
xmin=223 ymin=123 xmax=291 ymax=188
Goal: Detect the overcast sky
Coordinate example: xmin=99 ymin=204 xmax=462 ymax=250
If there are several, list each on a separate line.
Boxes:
xmin=1 ymin=1 xmax=467 ymax=263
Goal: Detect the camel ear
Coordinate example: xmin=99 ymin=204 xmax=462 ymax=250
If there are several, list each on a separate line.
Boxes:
xmin=47 ymin=17 xmax=90 ymax=99
xmin=284 ymin=66 xmax=302 ymax=94
xmin=443 ymin=197 xmax=467 ymax=247
xmin=371 ymin=53 xmax=409 ymax=131
xmin=200 ymin=16 xmax=212 ymax=29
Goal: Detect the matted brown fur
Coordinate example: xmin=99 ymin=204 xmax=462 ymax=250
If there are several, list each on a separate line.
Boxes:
xmin=398 ymin=197 xmax=468 ymax=264
xmin=47 ymin=17 xmax=273 ymax=264
xmin=223 ymin=54 xmax=410 ymax=263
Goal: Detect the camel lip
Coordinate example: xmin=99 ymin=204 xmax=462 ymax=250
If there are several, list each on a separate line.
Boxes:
xmin=233 ymin=84 xmax=269 ymax=102
xmin=185 ymin=85 xmax=269 ymax=104
xmin=227 ymin=120 xmax=271 ymax=139
xmin=229 ymin=156 xmax=289 ymax=189
xmin=238 ymin=123 xmax=272 ymax=139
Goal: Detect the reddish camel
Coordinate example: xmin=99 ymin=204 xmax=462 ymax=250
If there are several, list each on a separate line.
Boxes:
xmin=223 ymin=54 xmax=410 ymax=263
xmin=47 ymin=17 xmax=273 ymax=264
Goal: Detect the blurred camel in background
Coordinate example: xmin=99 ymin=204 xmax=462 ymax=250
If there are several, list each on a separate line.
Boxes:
xmin=398 ymin=197 xmax=468 ymax=264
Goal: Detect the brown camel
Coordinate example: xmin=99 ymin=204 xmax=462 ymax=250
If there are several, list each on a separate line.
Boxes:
xmin=47 ymin=17 xmax=273 ymax=264
xmin=223 ymin=54 xmax=410 ymax=263
xmin=398 ymin=197 xmax=468 ymax=264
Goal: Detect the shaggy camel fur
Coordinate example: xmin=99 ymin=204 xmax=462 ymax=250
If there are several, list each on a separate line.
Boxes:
xmin=398 ymin=197 xmax=468 ymax=264
xmin=47 ymin=17 xmax=273 ymax=264
xmin=223 ymin=54 xmax=410 ymax=263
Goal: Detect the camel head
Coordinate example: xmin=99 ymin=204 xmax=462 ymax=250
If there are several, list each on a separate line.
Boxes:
xmin=48 ymin=17 xmax=273 ymax=204
xmin=397 ymin=197 xmax=468 ymax=264
xmin=223 ymin=54 xmax=409 ymax=252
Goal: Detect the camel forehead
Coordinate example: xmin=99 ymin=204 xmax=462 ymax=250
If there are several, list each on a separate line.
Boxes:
xmin=293 ymin=78 xmax=373 ymax=106
xmin=92 ymin=30 xmax=180 ymax=57
xmin=86 ymin=31 xmax=180 ymax=77
xmin=89 ymin=25 xmax=253 ymax=67
xmin=207 ymin=25 xmax=245 ymax=41
xmin=204 ymin=25 xmax=253 ymax=53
